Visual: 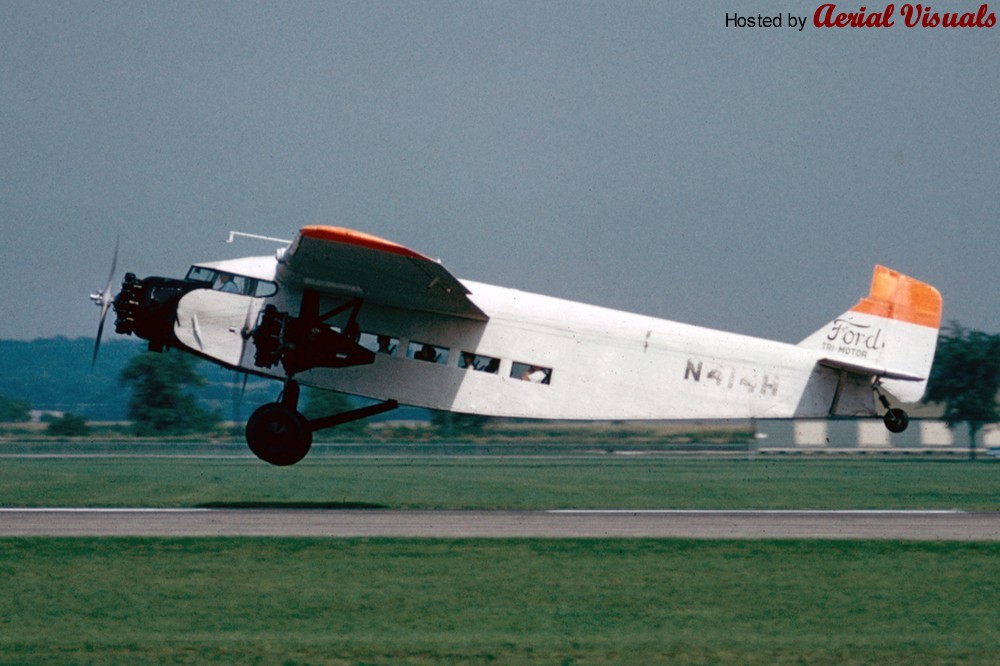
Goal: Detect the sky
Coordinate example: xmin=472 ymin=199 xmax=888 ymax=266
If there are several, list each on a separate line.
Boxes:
xmin=2 ymin=1 xmax=997 ymax=344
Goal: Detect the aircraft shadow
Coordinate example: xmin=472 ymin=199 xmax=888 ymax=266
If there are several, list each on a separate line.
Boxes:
xmin=196 ymin=501 xmax=388 ymax=510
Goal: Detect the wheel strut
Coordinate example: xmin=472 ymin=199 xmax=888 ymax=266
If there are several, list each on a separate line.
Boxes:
xmin=279 ymin=379 xmax=301 ymax=410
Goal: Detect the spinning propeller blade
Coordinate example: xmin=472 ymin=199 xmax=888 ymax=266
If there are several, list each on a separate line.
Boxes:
xmin=232 ymin=370 xmax=250 ymax=424
xmin=90 ymin=237 xmax=119 ymax=368
xmin=229 ymin=298 xmax=258 ymax=423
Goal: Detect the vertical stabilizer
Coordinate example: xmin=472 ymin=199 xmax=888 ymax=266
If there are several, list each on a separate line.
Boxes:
xmin=799 ymin=266 xmax=942 ymax=403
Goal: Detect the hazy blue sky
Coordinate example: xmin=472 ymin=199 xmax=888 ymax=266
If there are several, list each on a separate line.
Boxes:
xmin=2 ymin=1 xmax=997 ymax=343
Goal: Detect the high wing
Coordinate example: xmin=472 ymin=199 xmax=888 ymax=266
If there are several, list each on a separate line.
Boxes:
xmin=275 ymin=226 xmax=487 ymax=321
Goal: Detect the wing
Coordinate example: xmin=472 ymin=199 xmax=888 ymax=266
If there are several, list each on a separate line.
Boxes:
xmin=276 ymin=226 xmax=487 ymax=320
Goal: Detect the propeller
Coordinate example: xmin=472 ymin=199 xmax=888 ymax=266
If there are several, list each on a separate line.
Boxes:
xmin=231 ymin=296 xmax=259 ymax=424
xmin=89 ymin=237 xmax=119 ymax=368
xmin=231 ymin=370 xmax=250 ymax=426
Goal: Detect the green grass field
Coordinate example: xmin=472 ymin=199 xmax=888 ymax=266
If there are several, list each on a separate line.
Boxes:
xmin=2 ymin=538 xmax=998 ymax=664
xmin=0 ymin=455 xmax=997 ymax=510
xmin=1 ymin=452 xmax=998 ymax=663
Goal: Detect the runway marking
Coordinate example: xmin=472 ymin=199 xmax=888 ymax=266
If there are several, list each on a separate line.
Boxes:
xmin=2 ymin=508 xmax=995 ymax=540
xmin=0 ymin=508 xmax=967 ymax=515
xmin=548 ymin=509 xmax=966 ymax=515
xmin=0 ymin=507 xmax=211 ymax=512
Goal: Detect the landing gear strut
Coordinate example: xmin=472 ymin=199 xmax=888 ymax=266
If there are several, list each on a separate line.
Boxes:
xmin=874 ymin=383 xmax=909 ymax=434
xmin=245 ymin=380 xmax=399 ymax=466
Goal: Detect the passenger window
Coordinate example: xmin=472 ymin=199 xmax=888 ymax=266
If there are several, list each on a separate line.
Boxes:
xmin=360 ymin=332 xmax=398 ymax=356
xmin=408 ymin=341 xmax=448 ymax=365
xmin=511 ymin=362 xmax=552 ymax=384
xmin=460 ymin=351 xmax=500 ymax=374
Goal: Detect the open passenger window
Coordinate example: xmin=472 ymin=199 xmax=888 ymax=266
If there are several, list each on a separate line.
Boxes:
xmin=460 ymin=351 xmax=500 ymax=374
xmin=408 ymin=341 xmax=449 ymax=365
xmin=360 ymin=332 xmax=399 ymax=356
xmin=511 ymin=362 xmax=552 ymax=384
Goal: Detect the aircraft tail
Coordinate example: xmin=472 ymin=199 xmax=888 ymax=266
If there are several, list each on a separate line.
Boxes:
xmin=798 ymin=265 xmax=942 ymax=403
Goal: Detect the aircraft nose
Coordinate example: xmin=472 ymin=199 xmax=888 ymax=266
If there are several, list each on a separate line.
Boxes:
xmin=112 ymin=273 xmax=149 ymax=337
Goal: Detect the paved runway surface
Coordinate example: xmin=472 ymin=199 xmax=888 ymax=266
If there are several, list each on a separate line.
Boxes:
xmin=2 ymin=509 xmax=999 ymax=540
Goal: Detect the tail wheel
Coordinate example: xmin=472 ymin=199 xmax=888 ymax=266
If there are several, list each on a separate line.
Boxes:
xmin=883 ymin=407 xmax=909 ymax=434
xmin=246 ymin=402 xmax=312 ymax=466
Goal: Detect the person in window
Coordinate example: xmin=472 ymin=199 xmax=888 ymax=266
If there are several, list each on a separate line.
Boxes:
xmin=217 ymin=273 xmax=240 ymax=293
xmin=522 ymin=365 xmax=549 ymax=383
xmin=461 ymin=352 xmax=479 ymax=370
xmin=377 ymin=335 xmax=396 ymax=354
xmin=414 ymin=344 xmax=438 ymax=362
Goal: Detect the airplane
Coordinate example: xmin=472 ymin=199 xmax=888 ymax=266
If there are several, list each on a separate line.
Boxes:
xmin=91 ymin=225 xmax=942 ymax=465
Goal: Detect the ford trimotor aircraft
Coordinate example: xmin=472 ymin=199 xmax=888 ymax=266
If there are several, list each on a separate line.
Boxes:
xmin=91 ymin=226 xmax=942 ymax=465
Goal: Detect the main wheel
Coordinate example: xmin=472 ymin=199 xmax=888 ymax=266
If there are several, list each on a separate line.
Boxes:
xmin=245 ymin=402 xmax=312 ymax=466
xmin=883 ymin=407 xmax=909 ymax=434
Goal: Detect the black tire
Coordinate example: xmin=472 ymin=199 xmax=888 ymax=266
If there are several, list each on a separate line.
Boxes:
xmin=245 ymin=402 xmax=312 ymax=466
xmin=883 ymin=407 xmax=909 ymax=434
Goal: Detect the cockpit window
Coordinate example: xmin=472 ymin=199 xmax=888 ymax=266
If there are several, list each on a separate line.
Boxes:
xmin=214 ymin=272 xmax=245 ymax=294
xmin=186 ymin=266 xmax=215 ymax=283
xmin=249 ymin=280 xmax=278 ymax=297
xmin=185 ymin=266 xmax=278 ymax=297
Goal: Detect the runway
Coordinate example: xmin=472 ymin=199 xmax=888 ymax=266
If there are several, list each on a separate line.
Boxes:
xmin=2 ymin=508 xmax=999 ymax=540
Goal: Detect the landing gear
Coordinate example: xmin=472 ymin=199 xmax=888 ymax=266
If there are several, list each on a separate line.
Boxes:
xmin=246 ymin=402 xmax=313 ymax=466
xmin=883 ymin=407 xmax=909 ymax=434
xmin=244 ymin=379 xmax=400 ymax=466
xmin=874 ymin=383 xmax=909 ymax=433
xmin=246 ymin=380 xmax=311 ymax=466
xmin=244 ymin=291 xmax=385 ymax=465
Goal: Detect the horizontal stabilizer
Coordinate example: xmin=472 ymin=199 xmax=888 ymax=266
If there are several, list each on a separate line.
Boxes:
xmin=817 ymin=358 xmax=924 ymax=383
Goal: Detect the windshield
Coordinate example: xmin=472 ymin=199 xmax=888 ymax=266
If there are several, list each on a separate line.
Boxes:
xmin=185 ymin=266 xmax=278 ymax=297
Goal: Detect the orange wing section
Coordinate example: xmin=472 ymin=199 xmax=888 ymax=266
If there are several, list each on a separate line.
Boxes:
xmin=299 ymin=226 xmax=431 ymax=262
xmin=850 ymin=265 xmax=942 ymax=329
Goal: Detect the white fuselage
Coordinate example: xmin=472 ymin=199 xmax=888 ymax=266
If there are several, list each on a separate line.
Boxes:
xmin=174 ymin=258 xmax=873 ymax=421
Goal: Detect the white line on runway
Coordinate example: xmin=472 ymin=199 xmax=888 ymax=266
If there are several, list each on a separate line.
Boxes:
xmin=0 ymin=508 xmax=966 ymax=515
xmin=548 ymin=509 xmax=966 ymax=515
xmin=0 ymin=507 xmax=211 ymax=512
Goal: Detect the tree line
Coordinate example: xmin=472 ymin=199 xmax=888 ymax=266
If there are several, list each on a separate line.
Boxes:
xmin=926 ymin=323 xmax=1000 ymax=458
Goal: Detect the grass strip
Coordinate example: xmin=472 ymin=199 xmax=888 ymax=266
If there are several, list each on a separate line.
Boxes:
xmin=0 ymin=538 xmax=997 ymax=664
xmin=0 ymin=457 xmax=997 ymax=510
